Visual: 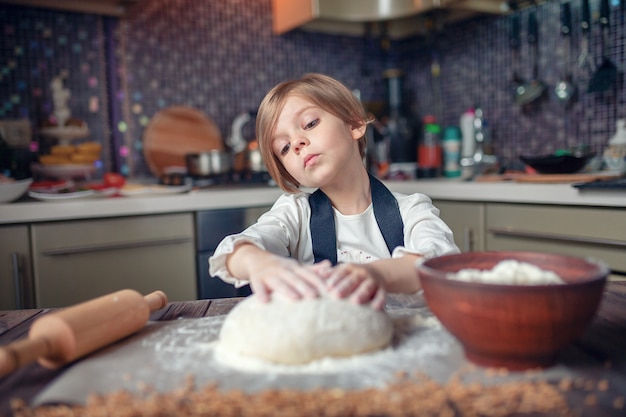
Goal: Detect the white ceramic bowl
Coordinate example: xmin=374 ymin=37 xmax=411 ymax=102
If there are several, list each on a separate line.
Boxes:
xmin=0 ymin=178 xmax=33 ymax=203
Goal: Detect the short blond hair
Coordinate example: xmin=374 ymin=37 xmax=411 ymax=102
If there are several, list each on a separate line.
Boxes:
xmin=256 ymin=73 xmax=369 ymax=193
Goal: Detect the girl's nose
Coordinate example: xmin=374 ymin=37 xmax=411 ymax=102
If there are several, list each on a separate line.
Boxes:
xmin=292 ymin=138 xmax=308 ymax=153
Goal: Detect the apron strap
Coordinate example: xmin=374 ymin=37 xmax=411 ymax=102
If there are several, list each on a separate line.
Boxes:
xmin=309 ymin=173 xmax=404 ymax=265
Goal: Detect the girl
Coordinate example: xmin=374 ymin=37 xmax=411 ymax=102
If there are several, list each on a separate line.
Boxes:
xmin=209 ymin=73 xmax=458 ymax=309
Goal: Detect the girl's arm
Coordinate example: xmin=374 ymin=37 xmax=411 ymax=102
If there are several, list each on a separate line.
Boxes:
xmin=226 ymin=242 xmax=327 ymax=302
xmin=324 ymin=254 xmax=422 ymax=310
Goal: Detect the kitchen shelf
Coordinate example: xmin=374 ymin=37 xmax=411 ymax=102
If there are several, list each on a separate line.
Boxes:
xmin=0 ymin=0 xmax=142 ymax=16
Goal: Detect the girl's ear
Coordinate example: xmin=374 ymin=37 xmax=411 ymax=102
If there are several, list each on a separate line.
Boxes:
xmin=350 ymin=122 xmax=367 ymax=140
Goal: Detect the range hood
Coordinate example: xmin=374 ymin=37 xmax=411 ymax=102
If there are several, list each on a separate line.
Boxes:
xmin=273 ymin=0 xmax=508 ymax=38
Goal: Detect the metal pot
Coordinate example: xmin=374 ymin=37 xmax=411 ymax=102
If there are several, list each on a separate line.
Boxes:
xmin=247 ymin=140 xmax=266 ymax=173
xmin=185 ymin=150 xmax=232 ymax=177
xmin=227 ymin=111 xmax=267 ymax=173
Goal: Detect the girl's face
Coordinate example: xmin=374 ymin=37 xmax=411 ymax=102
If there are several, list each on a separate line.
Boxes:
xmin=271 ymin=95 xmax=365 ymax=189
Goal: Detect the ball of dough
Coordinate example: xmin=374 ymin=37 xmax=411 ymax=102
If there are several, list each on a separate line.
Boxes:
xmin=217 ymin=294 xmax=394 ymax=365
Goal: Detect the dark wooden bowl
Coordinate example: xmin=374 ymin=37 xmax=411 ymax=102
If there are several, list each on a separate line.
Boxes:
xmin=416 ymin=251 xmax=608 ymax=370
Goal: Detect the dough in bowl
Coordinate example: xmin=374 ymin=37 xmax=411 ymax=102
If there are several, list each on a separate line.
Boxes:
xmin=217 ymin=294 xmax=394 ymax=365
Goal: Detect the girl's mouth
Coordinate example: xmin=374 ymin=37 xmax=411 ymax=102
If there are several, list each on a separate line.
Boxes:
xmin=304 ymin=154 xmax=319 ymax=168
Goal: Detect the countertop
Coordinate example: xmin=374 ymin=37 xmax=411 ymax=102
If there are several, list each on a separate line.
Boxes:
xmin=1 ymin=283 xmax=625 ymax=416
xmin=1 ymin=179 xmax=626 ymax=225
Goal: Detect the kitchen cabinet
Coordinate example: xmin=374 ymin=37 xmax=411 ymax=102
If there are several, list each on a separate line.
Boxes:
xmin=485 ymin=203 xmax=626 ymax=279
xmin=196 ymin=206 xmax=270 ymax=299
xmin=432 ymin=200 xmax=485 ymax=252
xmin=30 ymin=213 xmax=196 ymax=308
xmin=0 ymin=225 xmax=35 ymax=310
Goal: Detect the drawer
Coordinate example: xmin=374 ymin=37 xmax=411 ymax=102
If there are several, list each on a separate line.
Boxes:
xmin=31 ymin=213 xmax=196 ymax=307
xmin=33 ymin=214 xmax=194 ymax=251
xmin=486 ymin=203 xmax=626 ymax=273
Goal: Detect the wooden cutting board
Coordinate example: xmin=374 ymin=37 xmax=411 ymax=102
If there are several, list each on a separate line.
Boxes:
xmin=476 ymin=172 xmax=621 ymax=184
xmin=143 ymin=106 xmax=223 ymax=176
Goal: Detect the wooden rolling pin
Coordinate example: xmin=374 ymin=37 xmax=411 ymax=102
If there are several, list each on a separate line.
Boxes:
xmin=0 ymin=289 xmax=168 ymax=377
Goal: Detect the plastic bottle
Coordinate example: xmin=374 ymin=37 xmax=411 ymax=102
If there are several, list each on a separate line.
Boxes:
xmin=442 ymin=126 xmax=462 ymax=178
xmin=459 ymin=109 xmax=475 ymax=160
xmin=604 ymin=119 xmax=626 ymax=172
xmin=459 ymin=109 xmax=475 ymax=178
xmin=417 ymin=115 xmax=442 ymax=178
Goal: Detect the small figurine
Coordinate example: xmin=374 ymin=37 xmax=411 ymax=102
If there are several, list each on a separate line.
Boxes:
xmin=50 ymin=72 xmax=71 ymax=127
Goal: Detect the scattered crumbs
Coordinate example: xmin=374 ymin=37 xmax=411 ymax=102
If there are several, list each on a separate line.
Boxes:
xmin=394 ymin=370 xmax=408 ymax=380
xmin=597 ymin=379 xmax=609 ymax=391
xmin=584 ymin=394 xmax=598 ymax=406
xmin=10 ymin=374 xmax=576 ymax=417
xmin=584 ymin=380 xmax=595 ymax=391
xmin=136 ymin=382 xmax=154 ymax=393
xmin=328 ymin=388 xmax=345 ymax=399
xmin=613 ymin=396 xmax=625 ymax=409
xmin=523 ymin=368 xmax=542 ymax=378
xmin=484 ymin=367 xmax=509 ymax=377
xmin=558 ymin=378 xmax=572 ymax=391
xmin=574 ymin=377 xmax=585 ymax=388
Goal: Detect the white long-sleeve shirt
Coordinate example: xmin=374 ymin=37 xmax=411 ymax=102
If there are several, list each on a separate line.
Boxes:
xmin=209 ymin=191 xmax=460 ymax=287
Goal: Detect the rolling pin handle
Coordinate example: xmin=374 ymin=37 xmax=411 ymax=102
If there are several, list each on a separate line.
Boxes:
xmin=0 ymin=336 xmax=51 ymax=378
xmin=144 ymin=290 xmax=168 ymax=312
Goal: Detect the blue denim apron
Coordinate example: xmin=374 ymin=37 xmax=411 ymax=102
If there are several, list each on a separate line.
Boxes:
xmin=309 ymin=173 xmax=404 ymax=265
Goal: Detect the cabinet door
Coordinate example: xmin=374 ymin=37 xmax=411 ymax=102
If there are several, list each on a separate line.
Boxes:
xmin=432 ymin=200 xmax=485 ymax=252
xmin=486 ymin=203 xmax=626 ymax=276
xmin=0 ymin=225 xmax=34 ymax=309
xmin=31 ymin=214 xmax=196 ymax=308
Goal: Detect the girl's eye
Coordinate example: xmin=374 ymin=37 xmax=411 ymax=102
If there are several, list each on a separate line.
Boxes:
xmin=279 ymin=143 xmax=290 ymax=156
xmin=304 ymin=119 xmax=319 ymax=130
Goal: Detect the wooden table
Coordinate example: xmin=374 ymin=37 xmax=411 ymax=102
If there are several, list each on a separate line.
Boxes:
xmin=1 ymin=282 xmax=625 ymax=416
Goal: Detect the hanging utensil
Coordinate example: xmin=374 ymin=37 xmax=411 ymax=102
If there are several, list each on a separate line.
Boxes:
xmin=554 ymin=1 xmax=577 ymax=105
xmin=509 ymin=4 xmax=525 ymax=101
xmin=588 ymin=0 xmax=618 ymax=92
xmin=516 ymin=5 xmax=545 ymax=105
xmin=577 ymin=0 xmax=595 ymax=75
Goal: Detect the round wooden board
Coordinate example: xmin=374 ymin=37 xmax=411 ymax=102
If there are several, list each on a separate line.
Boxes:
xmin=143 ymin=106 xmax=224 ymax=176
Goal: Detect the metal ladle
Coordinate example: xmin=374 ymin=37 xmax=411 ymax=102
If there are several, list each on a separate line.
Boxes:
xmin=516 ymin=6 xmax=545 ymax=105
xmin=554 ymin=0 xmax=577 ymax=105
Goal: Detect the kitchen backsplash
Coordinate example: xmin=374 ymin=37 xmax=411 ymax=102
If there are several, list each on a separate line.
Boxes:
xmin=0 ymin=0 xmax=624 ymax=177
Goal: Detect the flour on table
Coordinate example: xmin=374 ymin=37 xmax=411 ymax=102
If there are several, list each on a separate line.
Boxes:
xmin=214 ymin=307 xmax=443 ymax=376
xmin=216 ymin=294 xmax=394 ymax=366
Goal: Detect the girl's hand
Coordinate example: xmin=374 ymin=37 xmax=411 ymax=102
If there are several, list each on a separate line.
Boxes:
xmin=324 ymin=263 xmax=386 ymax=310
xmin=248 ymin=255 xmax=328 ymax=303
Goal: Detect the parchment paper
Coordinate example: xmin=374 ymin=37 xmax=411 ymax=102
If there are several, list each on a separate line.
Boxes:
xmin=33 ymin=307 xmax=575 ymax=407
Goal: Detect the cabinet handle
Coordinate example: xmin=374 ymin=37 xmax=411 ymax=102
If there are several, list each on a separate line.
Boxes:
xmin=488 ymin=227 xmax=626 ymax=248
xmin=11 ymin=252 xmax=23 ymax=310
xmin=463 ymin=227 xmax=473 ymax=252
xmin=42 ymin=237 xmax=192 ymax=256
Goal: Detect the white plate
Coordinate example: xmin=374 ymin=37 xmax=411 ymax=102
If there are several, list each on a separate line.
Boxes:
xmin=28 ymin=187 xmax=117 ymax=201
xmin=31 ymin=163 xmax=97 ymax=179
xmin=119 ymin=183 xmax=192 ymax=197
xmin=39 ymin=126 xmax=90 ymax=143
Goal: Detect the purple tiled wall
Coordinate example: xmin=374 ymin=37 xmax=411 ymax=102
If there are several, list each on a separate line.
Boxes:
xmin=1 ymin=0 xmax=624 ymax=177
